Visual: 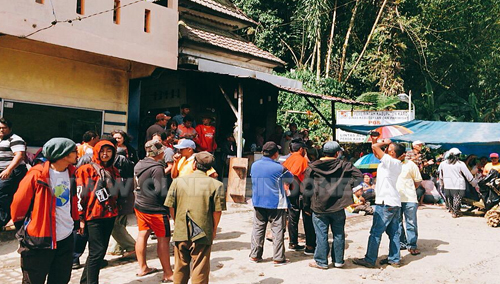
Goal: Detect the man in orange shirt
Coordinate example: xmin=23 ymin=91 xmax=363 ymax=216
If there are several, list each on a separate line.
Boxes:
xmin=77 ymin=131 xmax=99 ymax=158
xmin=282 ymin=139 xmax=316 ymax=255
xmin=195 ymin=116 xmax=217 ymax=153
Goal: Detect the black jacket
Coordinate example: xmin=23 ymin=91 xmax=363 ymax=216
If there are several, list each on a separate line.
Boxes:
xmin=134 ymin=158 xmax=168 ymax=214
xmin=302 ymin=158 xmax=363 ymax=214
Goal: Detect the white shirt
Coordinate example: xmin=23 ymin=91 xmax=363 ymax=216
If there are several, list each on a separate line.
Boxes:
xmin=50 ymin=168 xmax=74 ymax=241
xmin=397 ymin=160 xmax=422 ymax=203
xmin=439 ymin=160 xmax=475 ymax=190
xmin=375 ymin=154 xmax=403 ymax=207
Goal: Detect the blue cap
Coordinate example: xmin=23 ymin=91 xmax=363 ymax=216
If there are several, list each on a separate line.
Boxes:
xmin=164 ymin=111 xmax=172 ymax=117
xmin=174 ymin=139 xmax=196 ymax=149
xmin=323 ymin=141 xmax=341 ymax=154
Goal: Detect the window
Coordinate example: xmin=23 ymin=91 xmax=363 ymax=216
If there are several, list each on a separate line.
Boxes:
xmin=2 ymin=100 xmax=102 ymax=147
xmin=113 ymin=0 xmax=121 ymax=24
xmin=144 ymin=9 xmax=151 ymax=33
xmin=76 ymin=0 xmax=85 ymax=15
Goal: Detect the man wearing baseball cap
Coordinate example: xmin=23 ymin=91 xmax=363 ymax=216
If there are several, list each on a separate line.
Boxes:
xmin=146 ymin=113 xmax=168 ymax=141
xmin=11 ymin=138 xmax=79 ymax=283
xmin=408 ymin=140 xmax=434 ymax=174
xmin=483 ymin=152 xmax=500 ymax=176
xmin=134 ymin=140 xmax=173 ymax=282
xmin=171 ymin=139 xmax=216 ymax=178
xmin=165 ymin=151 xmax=225 ymax=284
xmin=303 ymin=141 xmax=363 ymax=269
xmin=249 ymin=141 xmax=294 ymax=266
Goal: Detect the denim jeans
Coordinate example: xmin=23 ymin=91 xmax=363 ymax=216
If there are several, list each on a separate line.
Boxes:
xmin=312 ymin=210 xmax=346 ymax=267
xmin=365 ymin=205 xmax=401 ymax=265
xmin=400 ymin=202 xmax=418 ymax=249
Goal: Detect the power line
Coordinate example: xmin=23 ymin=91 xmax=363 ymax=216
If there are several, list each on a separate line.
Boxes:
xmin=20 ymin=0 xmax=159 ymax=39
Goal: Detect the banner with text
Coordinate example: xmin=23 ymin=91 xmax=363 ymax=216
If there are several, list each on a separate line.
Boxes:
xmin=336 ymin=110 xmax=412 ymax=142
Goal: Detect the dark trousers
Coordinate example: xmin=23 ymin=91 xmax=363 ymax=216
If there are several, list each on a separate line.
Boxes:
xmin=20 ymin=233 xmax=74 ymax=284
xmin=73 ymin=229 xmax=88 ymax=263
xmin=0 ymin=165 xmax=27 ymax=227
xmin=288 ymin=199 xmax=315 ymax=248
xmin=80 ymin=217 xmax=115 ymax=284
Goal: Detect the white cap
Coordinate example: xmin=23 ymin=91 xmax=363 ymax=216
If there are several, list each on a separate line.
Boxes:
xmin=412 ymin=140 xmax=424 ymax=147
xmin=352 ymin=185 xmax=363 ymax=192
xmin=448 ymin=148 xmax=462 ymax=155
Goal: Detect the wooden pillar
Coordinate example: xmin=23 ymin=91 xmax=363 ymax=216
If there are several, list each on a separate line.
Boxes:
xmin=237 ymin=83 xmax=243 ymax=158
xmin=331 ymin=101 xmax=336 ymax=140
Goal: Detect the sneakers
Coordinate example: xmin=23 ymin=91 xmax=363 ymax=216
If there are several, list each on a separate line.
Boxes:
xmin=352 ymin=258 xmax=375 ymax=268
xmin=379 ymin=258 xmax=401 ymax=267
xmin=334 ymin=262 xmax=344 ymax=268
xmin=288 ymin=244 xmax=305 ymax=251
xmin=304 ymin=247 xmax=315 ymax=256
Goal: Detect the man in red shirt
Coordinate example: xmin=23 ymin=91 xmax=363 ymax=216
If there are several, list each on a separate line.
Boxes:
xmin=195 ymin=116 xmax=217 ymax=153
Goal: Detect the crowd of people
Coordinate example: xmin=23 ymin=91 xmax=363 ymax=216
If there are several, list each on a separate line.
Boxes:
xmin=0 ymin=110 xmax=498 ymax=283
xmin=1 ymin=112 xmax=225 ymax=284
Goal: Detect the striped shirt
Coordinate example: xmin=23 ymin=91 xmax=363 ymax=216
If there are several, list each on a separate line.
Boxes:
xmin=0 ymin=133 xmax=26 ymax=170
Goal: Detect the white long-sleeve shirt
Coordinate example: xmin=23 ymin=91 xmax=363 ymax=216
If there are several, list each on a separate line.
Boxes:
xmin=438 ymin=160 xmax=476 ymax=190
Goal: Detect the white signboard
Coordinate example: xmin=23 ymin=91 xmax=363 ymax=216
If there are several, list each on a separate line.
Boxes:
xmin=336 ymin=110 xmax=412 ymax=143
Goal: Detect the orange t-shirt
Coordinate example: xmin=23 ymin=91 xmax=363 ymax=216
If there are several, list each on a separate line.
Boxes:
xmin=283 ymin=151 xmax=309 ymax=181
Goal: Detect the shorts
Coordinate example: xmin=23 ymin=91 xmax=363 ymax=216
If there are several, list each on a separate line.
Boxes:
xmin=134 ymin=209 xmax=171 ymax=237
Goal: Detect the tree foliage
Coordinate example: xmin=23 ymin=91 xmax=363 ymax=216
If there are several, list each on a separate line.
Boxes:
xmin=234 ymin=0 xmax=500 ymax=142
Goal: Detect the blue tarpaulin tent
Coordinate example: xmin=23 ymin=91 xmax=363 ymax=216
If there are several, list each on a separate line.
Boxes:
xmin=337 ymin=120 xmax=500 ymax=157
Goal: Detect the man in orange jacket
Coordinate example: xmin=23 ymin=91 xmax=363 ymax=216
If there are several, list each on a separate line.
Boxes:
xmin=11 ymin=137 xmax=79 ymax=284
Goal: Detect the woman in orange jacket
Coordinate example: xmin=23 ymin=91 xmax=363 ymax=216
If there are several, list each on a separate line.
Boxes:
xmin=76 ymin=140 xmax=120 ymax=284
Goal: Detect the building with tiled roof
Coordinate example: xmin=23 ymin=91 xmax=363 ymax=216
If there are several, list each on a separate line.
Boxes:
xmin=178 ymin=0 xmax=286 ymax=72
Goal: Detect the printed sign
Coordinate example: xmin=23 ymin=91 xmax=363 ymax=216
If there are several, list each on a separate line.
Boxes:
xmin=336 ymin=110 xmax=412 ymax=142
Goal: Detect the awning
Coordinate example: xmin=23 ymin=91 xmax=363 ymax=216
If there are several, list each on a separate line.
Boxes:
xmin=338 ymin=120 xmax=500 ymax=156
xmin=185 ymin=60 xmax=371 ymax=105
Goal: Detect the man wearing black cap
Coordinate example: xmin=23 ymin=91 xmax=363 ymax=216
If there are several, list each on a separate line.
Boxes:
xmin=303 ymin=141 xmax=363 ymax=269
xmin=11 ymin=138 xmax=79 ymax=284
xmin=165 ymin=151 xmax=225 ymax=284
xmin=249 ymin=141 xmax=294 ymax=266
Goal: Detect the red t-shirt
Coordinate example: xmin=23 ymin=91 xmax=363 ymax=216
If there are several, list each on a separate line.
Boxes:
xmin=195 ymin=125 xmax=217 ymax=152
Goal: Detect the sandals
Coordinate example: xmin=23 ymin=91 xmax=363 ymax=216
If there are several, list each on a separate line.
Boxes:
xmin=408 ymin=248 xmax=421 ymax=255
xmin=136 ymin=267 xmax=159 ymax=277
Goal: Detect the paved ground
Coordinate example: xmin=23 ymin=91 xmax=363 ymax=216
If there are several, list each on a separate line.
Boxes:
xmin=1 ymin=203 xmax=499 ymax=284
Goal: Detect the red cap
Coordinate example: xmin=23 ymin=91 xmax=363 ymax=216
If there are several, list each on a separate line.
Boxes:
xmin=490 ymin=153 xmax=499 ymax=158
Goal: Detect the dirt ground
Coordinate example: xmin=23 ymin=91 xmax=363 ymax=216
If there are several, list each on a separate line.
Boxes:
xmin=1 ymin=203 xmax=499 ymax=284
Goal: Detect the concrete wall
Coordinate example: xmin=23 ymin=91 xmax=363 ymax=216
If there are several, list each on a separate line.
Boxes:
xmin=0 ymin=0 xmax=178 ymax=70
xmin=0 ymin=39 xmax=128 ymax=133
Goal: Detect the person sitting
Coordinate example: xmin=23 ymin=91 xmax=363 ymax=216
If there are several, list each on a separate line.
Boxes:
xmin=419 ymin=174 xmax=444 ymax=205
xmin=347 ymin=185 xmax=374 ymax=215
